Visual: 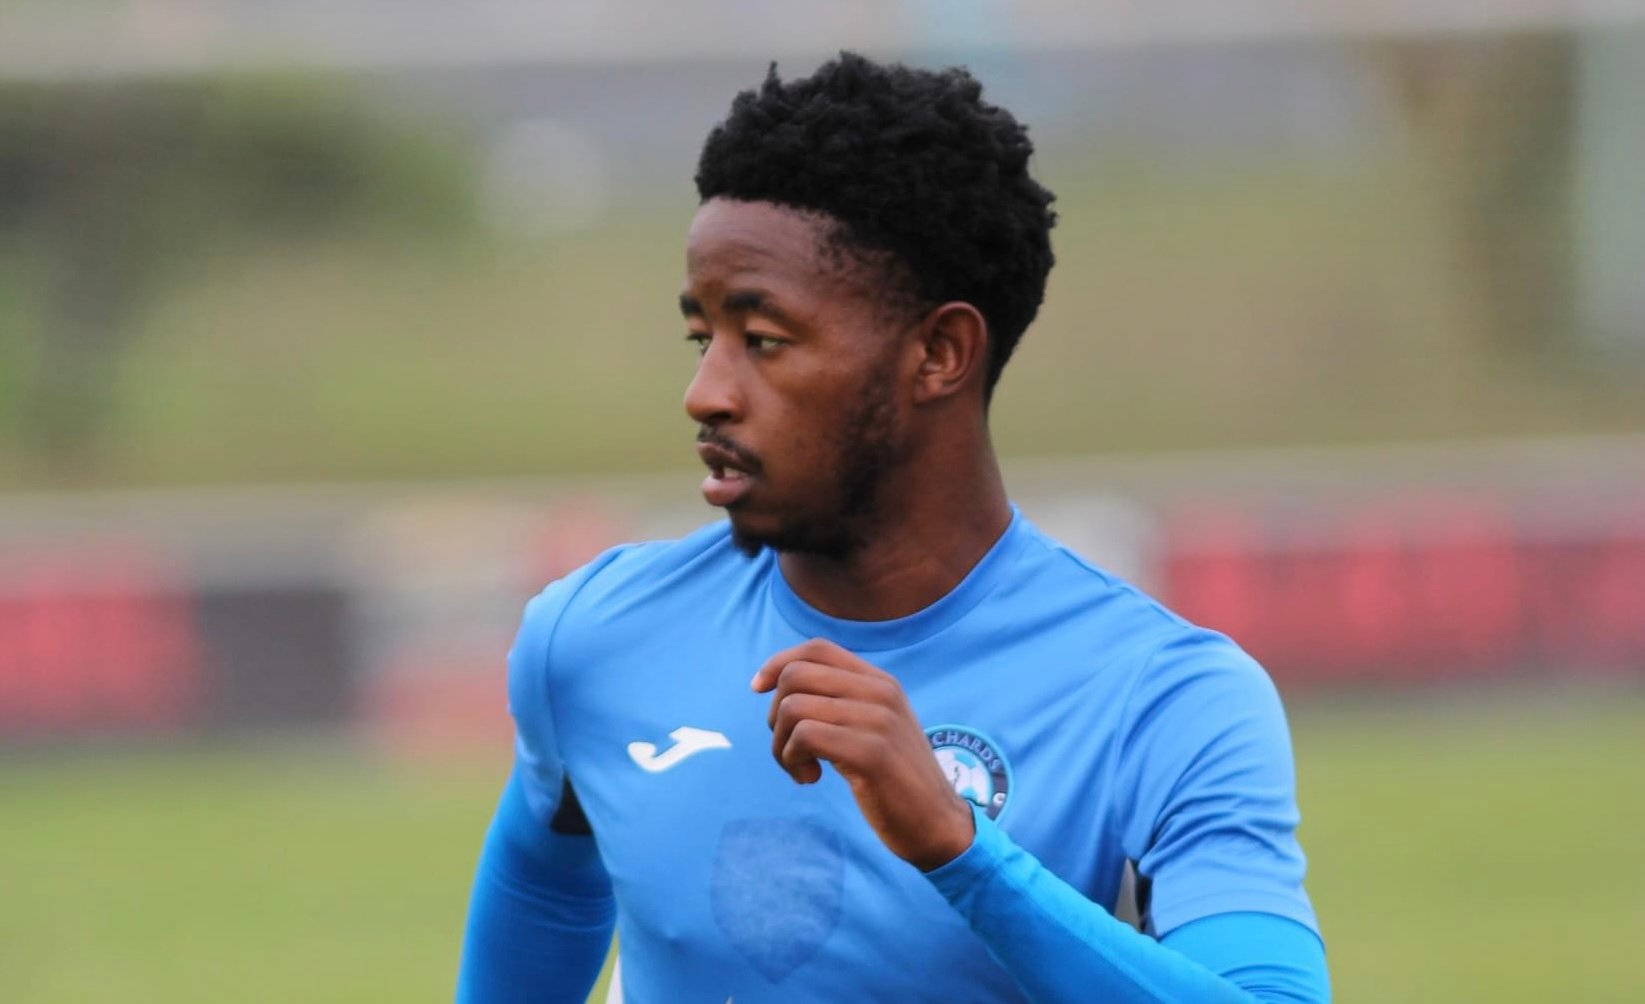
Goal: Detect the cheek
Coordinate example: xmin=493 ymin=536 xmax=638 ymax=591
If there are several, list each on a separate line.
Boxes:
xmin=762 ymin=399 xmax=850 ymax=480
xmin=753 ymin=359 xmax=877 ymax=473
xmin=774 ymin=426 xmax=837 ymax=480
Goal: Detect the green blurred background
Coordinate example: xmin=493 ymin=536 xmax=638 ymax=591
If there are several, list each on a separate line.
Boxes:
xmin=2 ymin=4 xmax=1644 ymax=1002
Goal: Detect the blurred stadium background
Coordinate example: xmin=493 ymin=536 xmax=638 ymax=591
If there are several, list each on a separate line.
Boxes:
xmin=3 ymin=2 xmax=1644 ymax=1001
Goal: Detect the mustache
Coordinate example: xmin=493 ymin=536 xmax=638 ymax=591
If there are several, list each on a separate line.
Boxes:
xmin=696 ymin=427 xmax=763 ymax=475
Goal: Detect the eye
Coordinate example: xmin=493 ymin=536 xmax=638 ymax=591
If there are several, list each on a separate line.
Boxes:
xmin=745 ymin=333 xmax=785 ymax=354
xmin=685 ymin=332 xmax=710 ymax=356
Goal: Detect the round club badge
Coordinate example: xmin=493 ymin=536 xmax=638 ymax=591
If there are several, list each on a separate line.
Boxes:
xmin=925 ymin=725 xmax=1013 ymax=821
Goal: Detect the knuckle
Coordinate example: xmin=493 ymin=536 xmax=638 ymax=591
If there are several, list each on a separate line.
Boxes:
xmin=776 ymin=663 xmax=806 ymax=692
xmin=863 ymin=732 xmax=890 ymax=762
xmin=790 ymin=718 xmax=823 ymax=747
xmin=862 ymin=702 xmax=895 ymax=731
xmin=866 ymin=676 xmax=899 ymax=705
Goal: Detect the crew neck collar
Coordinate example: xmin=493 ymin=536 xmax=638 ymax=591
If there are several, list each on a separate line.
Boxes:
xmin=767 ymin=506 xmax=1029 ymax=653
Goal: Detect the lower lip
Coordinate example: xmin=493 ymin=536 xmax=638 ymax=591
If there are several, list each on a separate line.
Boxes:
xmin=701 ymin=469 xmax=754 ymax=507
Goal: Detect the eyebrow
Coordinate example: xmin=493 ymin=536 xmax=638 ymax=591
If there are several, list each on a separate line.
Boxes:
xmin=677 ymin=289 xmax=795 ymax=327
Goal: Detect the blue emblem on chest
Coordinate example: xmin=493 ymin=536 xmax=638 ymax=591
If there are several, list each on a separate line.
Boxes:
xmin=926 ymin=724 xmax=1013 ymax=821
xmin=710 ymin=817 xmax=845 ymax=983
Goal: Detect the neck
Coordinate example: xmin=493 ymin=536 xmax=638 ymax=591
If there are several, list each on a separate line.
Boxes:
xmin=777 ymin=441 xmax=1011 ymax=622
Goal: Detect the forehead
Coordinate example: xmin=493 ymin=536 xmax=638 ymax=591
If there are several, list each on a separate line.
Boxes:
xmin=684 ymin=198 xmax=855 ymax=303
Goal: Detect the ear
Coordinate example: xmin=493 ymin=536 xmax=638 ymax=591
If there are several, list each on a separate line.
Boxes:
xmin=910 ymin=302 xmax=989 ymax=405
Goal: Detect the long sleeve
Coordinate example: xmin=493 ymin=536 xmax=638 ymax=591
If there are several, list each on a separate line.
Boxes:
xmin=456 ymin=556 xmax=631 ymax=1002
xmin=456 ymin=771 xmax=614 ymax=1003
xmin=922 ymin=626 xmax=1328 ymax=1002
xmin=924 ymin=807 xmax=1329 ymax=1003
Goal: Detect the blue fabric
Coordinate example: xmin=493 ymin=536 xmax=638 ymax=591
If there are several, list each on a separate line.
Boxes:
xmin=458 ymin=508 xmax=1323 ymax=1000
xmin=928 ymin=804 xmax=1329 ymax=1001
xmin=1166 ymin=914 xmax=1331 ymax=1004
xmin=457 ymin=559 xmax=628 ymax=1003
xmin=455 ymin=772 xmax=613 ymax=1003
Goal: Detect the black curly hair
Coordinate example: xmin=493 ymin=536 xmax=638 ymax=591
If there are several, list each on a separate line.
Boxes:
xmin=694 ymin=52 xmax=1057 ymax=401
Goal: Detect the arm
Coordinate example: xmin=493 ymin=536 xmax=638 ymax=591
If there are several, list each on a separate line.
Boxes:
xmin=457 ymin=573 xmax=623 ymax=1003
xmin=755 ymin=636 xmax=1328 ymax=1003
xmin=456 ymin=772 xmax=614 ymax=1003
xmin=927 ymin=632 xmax=1328 ymax=1001
xmin=926 ymin=808 xmax=1328 ymax=1002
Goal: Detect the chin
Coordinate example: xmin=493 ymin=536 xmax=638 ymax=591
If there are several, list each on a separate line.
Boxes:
xmin=724 ymin=508 xmax=779 ymax=558
xmin=728 ymin=527 xmax=770 ymax=559
xmin=725 ymin=507 xmax=860 ymax=562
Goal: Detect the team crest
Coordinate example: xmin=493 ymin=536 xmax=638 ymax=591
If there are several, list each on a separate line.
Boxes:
xmin=925 ymin=725 xmax=1012 ymax=821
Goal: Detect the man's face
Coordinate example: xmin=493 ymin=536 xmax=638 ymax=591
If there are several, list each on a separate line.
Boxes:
xmin=681 ymin=198 xmax=912 ymax=559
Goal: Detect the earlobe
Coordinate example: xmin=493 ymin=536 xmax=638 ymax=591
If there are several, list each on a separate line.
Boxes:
xmin=912 ymin=303 xmax=988 ymax=405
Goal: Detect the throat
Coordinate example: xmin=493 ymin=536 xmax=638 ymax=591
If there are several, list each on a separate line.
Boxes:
xmin=776 ymin=505 xmax=1011 ymax=622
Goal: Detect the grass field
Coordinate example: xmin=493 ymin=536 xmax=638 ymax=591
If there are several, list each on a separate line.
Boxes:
xmin=3 ymin=692 xmax=1642 ymax=1003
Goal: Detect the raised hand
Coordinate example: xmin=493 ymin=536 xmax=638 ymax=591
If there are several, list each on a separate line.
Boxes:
xmin=751 ymin=638 xmax=975 ymax=872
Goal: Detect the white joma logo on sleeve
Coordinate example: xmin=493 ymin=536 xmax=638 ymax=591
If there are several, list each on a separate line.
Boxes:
xmin=627 ymin=726 xmax=732 ymax=772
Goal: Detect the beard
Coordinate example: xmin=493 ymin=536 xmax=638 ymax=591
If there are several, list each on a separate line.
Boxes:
xmin=725 ymin=365 xmax=904 ymax=562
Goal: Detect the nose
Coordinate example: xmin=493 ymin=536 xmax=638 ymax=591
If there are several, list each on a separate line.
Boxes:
xmin=683 ymin=336 xmax=743 ymax=426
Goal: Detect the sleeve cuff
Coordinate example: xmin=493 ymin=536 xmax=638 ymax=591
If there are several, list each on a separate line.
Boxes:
xmin=921 ymin=803 xmax=1007 ymax=902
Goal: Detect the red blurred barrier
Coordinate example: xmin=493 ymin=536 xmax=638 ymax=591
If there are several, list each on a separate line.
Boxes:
xmin=5 ymin=464 xmax=1642 ymax=742
xmin=0 ymin=544 xmax=353 ymax=742
xmin=0 ymin=548 xmax=203 ymax=736
xmin=1163 ymin=494 xmax=1645 ymax=686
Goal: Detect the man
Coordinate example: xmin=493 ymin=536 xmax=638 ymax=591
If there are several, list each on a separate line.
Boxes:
xmin=458 ymin=53 xmax=1330 ymax=1003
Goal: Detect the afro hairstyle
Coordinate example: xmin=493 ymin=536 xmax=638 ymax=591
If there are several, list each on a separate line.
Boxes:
xmin=694 ymin=51 xmax=1057 ymax=399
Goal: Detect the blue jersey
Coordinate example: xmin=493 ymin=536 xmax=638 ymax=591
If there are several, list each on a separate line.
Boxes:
xmin=504 ymin=508 xmax=1317 ymax=1001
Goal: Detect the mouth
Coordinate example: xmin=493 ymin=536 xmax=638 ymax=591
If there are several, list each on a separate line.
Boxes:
xmin=696 ymin=441 xmax=757 ymax=508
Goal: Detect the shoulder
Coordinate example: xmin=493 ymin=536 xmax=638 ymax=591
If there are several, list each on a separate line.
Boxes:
xmin=1005 ymin=516 xmax=1208 ymax=655
xmin=1012 ymin=514 xmax=1279 ymax=712
xmin=510 ymin=520 xmax=748 ymax=683
xmin=518 ymin=518 xmax=742 ymax=630
xmin=1109 ymin=617 xmax=1293 ymax=799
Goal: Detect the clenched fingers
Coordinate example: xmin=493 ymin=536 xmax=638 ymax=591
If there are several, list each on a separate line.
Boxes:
xmin=761 ymin=659 xmax=900 ymax=731
xmin=750 ymin=637 xmax=873 ymax=693
xmin=769 ymin=691 xmax=896 ymax=782
xmin=778 ymin=718 xmax=888 ymax=786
